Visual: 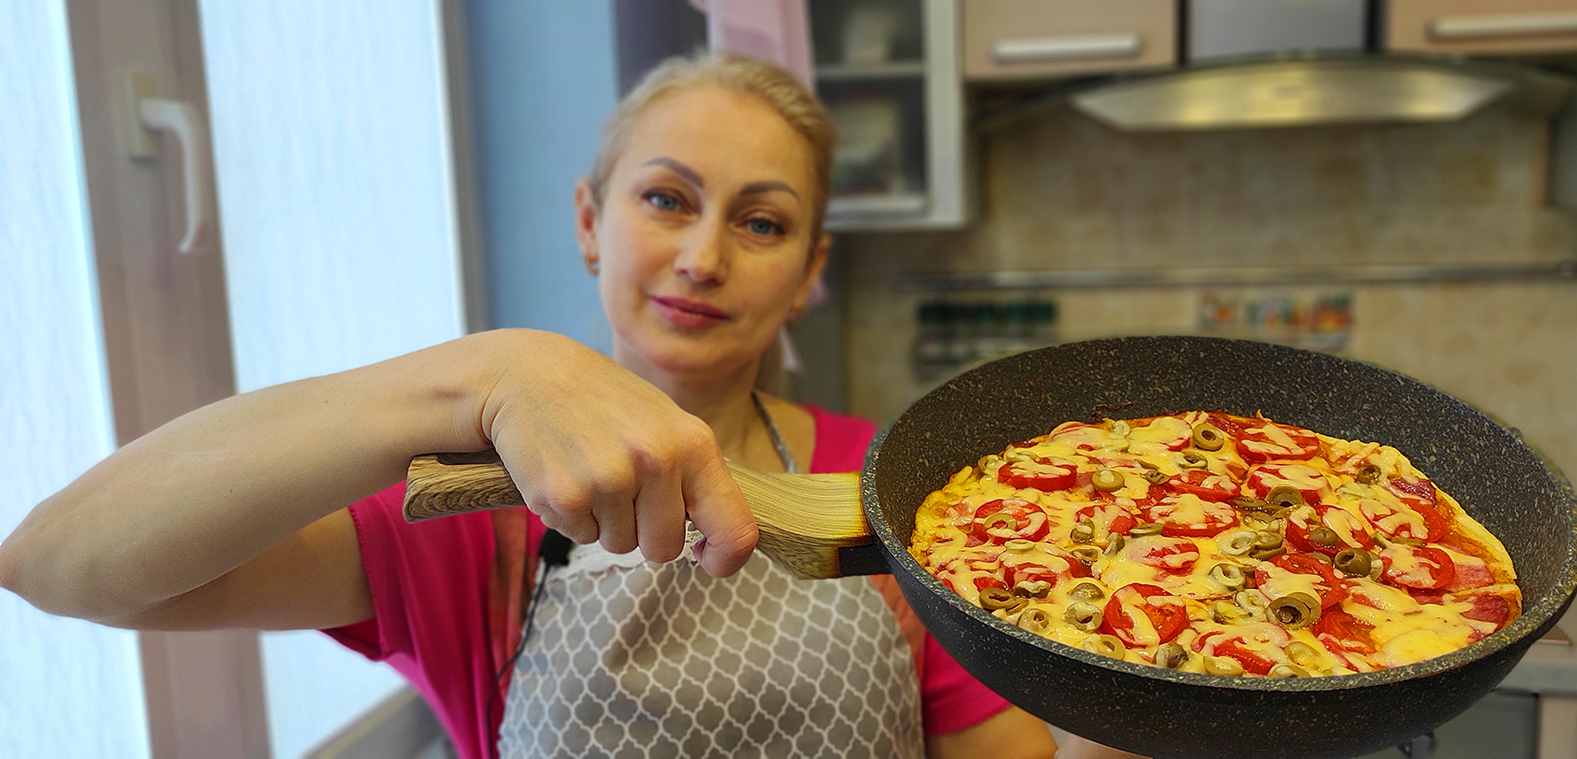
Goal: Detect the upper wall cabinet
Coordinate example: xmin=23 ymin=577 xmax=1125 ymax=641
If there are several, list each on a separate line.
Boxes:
xmin=813 ymin=0 xmax=969 ymax=230
xmin=1388 ymin=0 xmax=1577 ymax=55
xmin=962 ymin=0 xmax=1178 ymax=81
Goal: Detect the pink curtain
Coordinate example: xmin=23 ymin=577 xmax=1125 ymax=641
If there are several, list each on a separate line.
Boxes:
xmin=688 ymin=0 xmax=815 ymax=89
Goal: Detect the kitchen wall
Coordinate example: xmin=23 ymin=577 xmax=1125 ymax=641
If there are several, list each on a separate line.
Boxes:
xmin=836 ymin=101 xmax=1577 ymax=474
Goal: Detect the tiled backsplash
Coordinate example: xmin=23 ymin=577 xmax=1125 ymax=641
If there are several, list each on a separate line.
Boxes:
xmin=834 ymin=102 xmax=1577 ymax=472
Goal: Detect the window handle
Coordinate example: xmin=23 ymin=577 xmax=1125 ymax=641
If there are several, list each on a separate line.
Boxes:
xmin=137 ymin=97 xmax=211 ymax=254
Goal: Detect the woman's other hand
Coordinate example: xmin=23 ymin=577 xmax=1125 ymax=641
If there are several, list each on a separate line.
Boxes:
xmin=481 ymin=330 xmax=757 ymax=577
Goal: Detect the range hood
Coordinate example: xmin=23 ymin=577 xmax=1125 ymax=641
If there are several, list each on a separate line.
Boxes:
xmin=1061 ymin=0 xmax=1574 ymax=132
xmin=1071 ymin=54 xmax=1574 ymax=131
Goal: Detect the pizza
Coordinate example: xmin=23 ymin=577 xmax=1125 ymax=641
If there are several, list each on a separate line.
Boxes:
xmin=908 ymin=411 xmax=1520 ymax=677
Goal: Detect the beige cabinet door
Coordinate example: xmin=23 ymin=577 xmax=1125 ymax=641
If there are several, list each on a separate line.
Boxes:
xmin=1388 ymin=0 xmax=1577 ymax=55
xmin=962 ymin=0 xmax=1177 ymax=81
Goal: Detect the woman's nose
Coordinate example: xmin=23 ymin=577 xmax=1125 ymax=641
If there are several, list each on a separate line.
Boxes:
xmin=673 ymin=216 xmax=729 ymax=283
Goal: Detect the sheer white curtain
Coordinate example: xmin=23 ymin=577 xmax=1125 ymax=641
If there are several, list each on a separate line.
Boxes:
xmin=0 ymin=1 xmax=153 ymax=756
xmin=198 ymin=1 xmax=466 ymax=756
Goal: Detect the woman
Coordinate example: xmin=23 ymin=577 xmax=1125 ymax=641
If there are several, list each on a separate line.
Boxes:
xmin=0 ymin=54 xmax=1092 ymax=758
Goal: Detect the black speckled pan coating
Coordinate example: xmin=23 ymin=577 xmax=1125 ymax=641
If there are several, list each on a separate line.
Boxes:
xmin=860 ymin=336 xmax=1577 ymax=759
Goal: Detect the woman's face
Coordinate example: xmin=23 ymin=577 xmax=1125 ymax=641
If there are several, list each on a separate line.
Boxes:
xmin=577 ymin=86 xmax=828 ymax=383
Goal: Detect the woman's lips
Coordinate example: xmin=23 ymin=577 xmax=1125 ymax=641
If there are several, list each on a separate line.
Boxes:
xmin=651 ymin=295 xmax=729 ymax=328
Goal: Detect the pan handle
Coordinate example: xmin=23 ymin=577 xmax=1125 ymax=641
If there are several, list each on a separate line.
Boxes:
xmin=403 ymin=450 xmax=874 ymax=580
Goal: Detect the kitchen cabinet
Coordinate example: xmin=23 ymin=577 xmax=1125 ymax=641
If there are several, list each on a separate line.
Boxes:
xmin=1387 ymin=0 xmax=1577 ymax=56
xmin=961 ymin=0 xmax=1177 ymax=81
xmin=812 ymin=0 xmax=969 ymax=230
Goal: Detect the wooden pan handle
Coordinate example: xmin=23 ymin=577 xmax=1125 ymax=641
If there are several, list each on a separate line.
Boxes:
xmin=403 ymin=450 xmax=873 ymax=579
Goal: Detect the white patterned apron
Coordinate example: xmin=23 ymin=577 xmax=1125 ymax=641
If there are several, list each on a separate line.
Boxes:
xmin=496 ymin=539 xmax=925 ymax=758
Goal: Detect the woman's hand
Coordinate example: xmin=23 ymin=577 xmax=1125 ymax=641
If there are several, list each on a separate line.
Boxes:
xmin=480 ymin=331 xmax=757 ymax=576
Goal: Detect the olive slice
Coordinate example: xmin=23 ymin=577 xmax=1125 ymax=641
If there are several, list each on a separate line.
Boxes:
xmin=1204 ymin=655 xmax=1244 ymax=676
xmin=1254 ymin=531 xmax=1284 ymax=550
xmin=1356 ymin=463 xmax=1383 ymax=485
xmin=1080 ymin=634 xmax=1126 ymax=658
xmin=1333 ymin=548 xmax=1373 ymax=578
xmin=1141 ymin=469 xmax=1171 ymax=486
xmin=1191 ymin=424 xmax=1226 ymax=451
xmin=1269 ymin=663 xmax=1308 ymax=678
xmin=1179 ymin=451 xmax=1209 ymax=469
xmin=1212 ymin=600 xmax=1247 ymax=625
xmin=1105 ymin=535 xmax=1127 ymax=555
xmin=979 ymin=587 xmax=1019 ymax=610
xmin=1069 ymin=581 xmax=1106 ymax=600
xmin=1284 ymin=641 xmax=1319 ymax=668
xmin=1240 ymin=511 xmax=1276 ymax=531
xmin=1231 ymin=495 xmax=1274 ymax=513
xmin=1137 ymin=458 xmax=1160 ymax=470
xmin=1014 ymin=580 xmax=1052 ymax=598
xmin=981 ymin=511 xmax=1017 ymax=531
xmin=1235 ymin=589 xmax=1269 ymax=611
xmin=1268 ymin=592 xmax=1322 ymax=630
xmin=1221 ymin=529 xmax=1259 ymax=556
xmin=1208 ymin=563 xmax=1247 ymax=590
xmin=1265 ymin=485 xmax=1305 ymax=509
xmin=1004 ymin=538 xmax=1036 ymax=552
xmin=1249 ymin=544 xmax=1288 ymax=561
xmin=1308 ymin=526 xmax=1341 ymax=548
xmin=1092 ymin=468 xmax=1125 ymax=492
xmin=1130 ymin=522 xmax=1164 ymax=537
xmin=1019 ymin=607 xmax=1052 ymax=635
xmin=1064 ymin=602 xmax=1104 ymax=632
xmin=1155 ymin=642 xmax=1188 ymax=669
xmin=1069 ymin=521 xmax=1095 ymax=544
xmin=1069 ymin=545 xmax=1103 ymax=565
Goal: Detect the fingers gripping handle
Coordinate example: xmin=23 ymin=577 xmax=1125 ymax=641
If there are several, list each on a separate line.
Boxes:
xmin=401 ymin=451 xmax=876 ymax=579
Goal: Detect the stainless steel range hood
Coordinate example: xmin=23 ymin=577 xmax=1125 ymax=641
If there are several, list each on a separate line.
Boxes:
xmin=1070 ymin=54 xmax=1574 ymax=131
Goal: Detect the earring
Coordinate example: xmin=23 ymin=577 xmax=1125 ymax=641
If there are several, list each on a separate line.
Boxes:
xmin=586 ymin=259 xmax=600 ymax=276
xmin=788 ymin=305 xmax=803 ymax=324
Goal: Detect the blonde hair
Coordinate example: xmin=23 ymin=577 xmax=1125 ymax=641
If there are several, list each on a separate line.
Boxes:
xmin=587 ymin=52 xmax=835 ymax=240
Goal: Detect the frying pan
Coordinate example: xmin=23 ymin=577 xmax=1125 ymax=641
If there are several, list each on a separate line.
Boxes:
xmin=404 ymin=336 xmax=1577 ymax=759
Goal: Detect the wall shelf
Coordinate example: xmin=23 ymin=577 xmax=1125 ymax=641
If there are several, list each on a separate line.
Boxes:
xmin=901 ymin=260 xmax=1577 ymax=290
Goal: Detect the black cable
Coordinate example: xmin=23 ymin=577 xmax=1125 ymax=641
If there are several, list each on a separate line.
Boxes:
xmin=487 ymin=529 xmax=574 ymax=759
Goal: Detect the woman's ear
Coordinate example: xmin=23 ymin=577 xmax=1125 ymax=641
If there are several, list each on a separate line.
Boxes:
xmin=574 ymin=179 xmax=600 ymax=275
xmin=791 ymin=234 xmax=832 ymax=317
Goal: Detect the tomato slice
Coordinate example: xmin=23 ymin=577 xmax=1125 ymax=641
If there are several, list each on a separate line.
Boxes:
xmin=997 ymin=457 xmax=1077 ymax=492
xmin=1285 ymin=504 xmax=1373 ymax=556
xmin=1357 ymin=498 xmax=1447 ymax=543
xmin=1253 ymin=552 xmax=1349 ymax=609
xmin=970 ymin=498 xmax=1052 ymax=544
xmin=1212 ymin=637 xmax=1278 ymax=675
xmin=1003 ymin=549 xmax=1088 ymax=587
xmin=1126 ymin=416 xmax=1192 ymax=451
xmin=1075 ymin=502 xmax=1138 ymax=538
xmin=1050 ymin=423 xmax=1108 ymax=451
xmin=1144 ymin=494 xmax=1238 ymax=538
xmin=1100 ymin=583 xmax=1188 ymax=647
xmin=1242 ymin=463 xmax=1329 ymax=502
xmin=1236 ymin=420 xmax=1321 ymax=463
xmin=1169 ymin=469 xmax=1239 ymax=502
xmin=1380 ymin=544 xmax=1455 ymax=590
xmin=1313 ymin=608 xmax=1376 ymax=654
xmin=973 ymin=575 xmax=1007 ymax=592
xmin=1129 ymin=535 xmax=1202 ymax=574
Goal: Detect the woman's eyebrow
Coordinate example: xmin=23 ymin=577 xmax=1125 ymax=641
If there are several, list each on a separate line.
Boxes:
xmin=642 ymin=157 xmax=704 ymax=188
xmin=740 ymin=180 xmax=799 ymax=201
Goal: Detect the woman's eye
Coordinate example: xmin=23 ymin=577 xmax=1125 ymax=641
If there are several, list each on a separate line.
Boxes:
xmin=745 ymin=217 xmax=784 ymax=236
xmin=645 ymin=191 xmax=682 ymax=212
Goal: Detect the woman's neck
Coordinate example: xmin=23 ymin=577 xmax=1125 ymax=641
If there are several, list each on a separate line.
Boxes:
xmin=612 ymin=344 xmax=764 ymax=462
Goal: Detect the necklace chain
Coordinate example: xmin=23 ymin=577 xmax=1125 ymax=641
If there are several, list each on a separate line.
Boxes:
xmin=750 ymin=390 xmax=800 ymax=474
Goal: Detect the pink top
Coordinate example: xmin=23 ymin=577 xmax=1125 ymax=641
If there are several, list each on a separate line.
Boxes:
xmin=324 ymin=406 xmax=1009 ymax=759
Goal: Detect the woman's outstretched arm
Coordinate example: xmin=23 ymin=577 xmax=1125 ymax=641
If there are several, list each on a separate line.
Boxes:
xmin=0 ymin=329 xmax=755 ymax=630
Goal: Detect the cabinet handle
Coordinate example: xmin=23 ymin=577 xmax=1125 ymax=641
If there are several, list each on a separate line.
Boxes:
xmin=1430 ymin=12 xmax=1577 ymax=41
xmin=993 ymin=33 xmax=1142 ymax=64
xmin=136 ymin=97 xmax=212 ymax=255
